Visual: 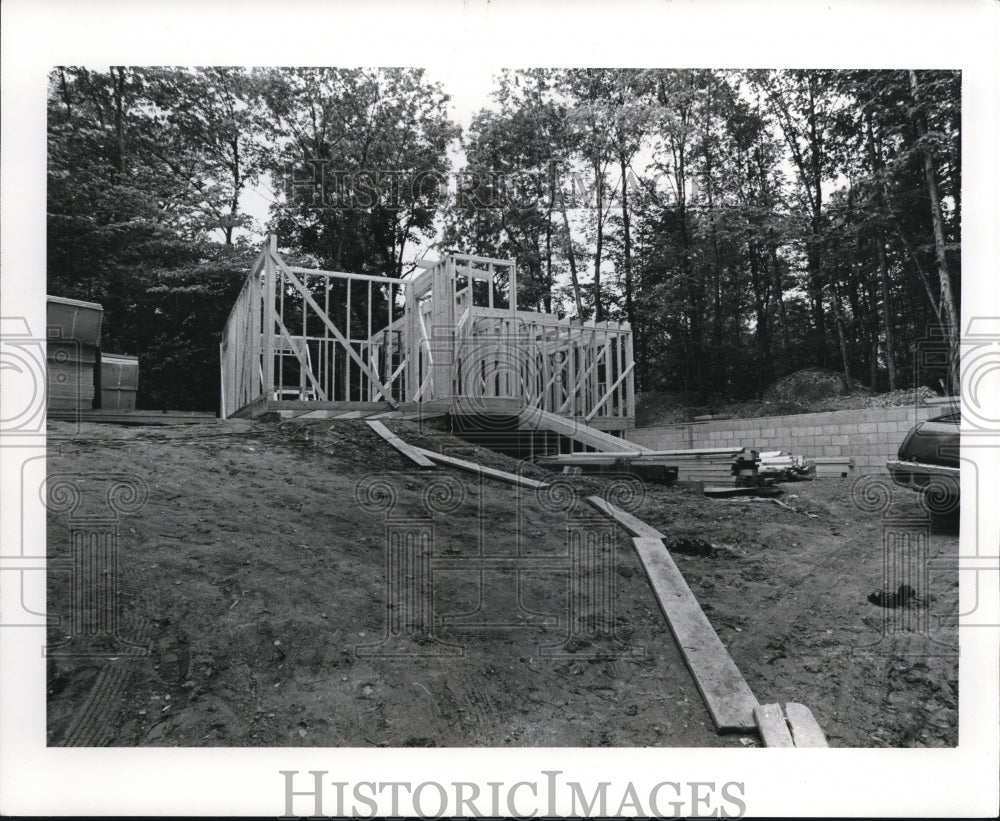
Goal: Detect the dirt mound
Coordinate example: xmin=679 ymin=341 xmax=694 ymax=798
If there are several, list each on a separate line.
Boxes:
xmin=763 ymin=368 xmax=866 ymax=403
xmin=636 ymin=383 xmax=942 ymax=427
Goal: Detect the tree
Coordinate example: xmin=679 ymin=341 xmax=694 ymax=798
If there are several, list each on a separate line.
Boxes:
xmin=261 ymin=68 xmax=460 ymax=278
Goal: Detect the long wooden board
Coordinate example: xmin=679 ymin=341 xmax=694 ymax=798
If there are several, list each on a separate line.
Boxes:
xmin=783 ymin=702 xmax=829 ymax=747
xmin=48 ymin=409 xmax=217 ymax=426
xmin=540 ymin=447 xmax=745 ymax=462
xmin=753 ymin=703 xmax=795 ymax=747
xmin=518 ymin=406 xmax=652 ymax=453
xmin=415 ymin=447 xmax=549 ymax=489
xmin=632 ymin=537 xmax=759 ymax=732
xmin=585 ymin=497 xmax=666 ymax=540
xmin=366 ymin=421 xmax=436 ymax=468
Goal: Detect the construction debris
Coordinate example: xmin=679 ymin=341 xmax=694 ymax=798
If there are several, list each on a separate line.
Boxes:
xmin=704 ymin=486 xmax=784 ymax=499
xmin=757 ymin=451 xmax=816 ymax=481
xmin=538 ymin=445 xmax=852 ymax=487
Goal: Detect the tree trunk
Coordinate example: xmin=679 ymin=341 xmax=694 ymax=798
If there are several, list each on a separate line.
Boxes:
xmin=909 ymin=70 xmax=961 ymax=393
xmin=592 ymin=156 xmax=605 ymax=322
xmin=866 ymin=274 xmax=880 ymax=390
xmin=559 ymin=193 xmax=585 ymax=318
xmin=619 ymin=151 xmax=634 ymax=328
xmin=770 ymin=243 xmax=791 ymax=350
xmin=830 ymin=281 xmax=852 ymax=392
xmin=874 ymin=236 xmax=898 ymax=389
xmin=806 ymin=78 xmax=827 ymax=368
xmin=862 ymin=108 xmax=899 ymax=389
xmin=544 ymin=160 xmax=555 ymax=313
xmin=225 ymin=136 xmax=241 ymax=246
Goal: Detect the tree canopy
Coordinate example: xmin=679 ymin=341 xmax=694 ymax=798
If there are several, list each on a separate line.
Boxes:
xmin=47 ymin=67 xmax=961 ymax=411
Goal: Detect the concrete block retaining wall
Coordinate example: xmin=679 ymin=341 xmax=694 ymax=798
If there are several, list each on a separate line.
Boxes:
xmin=624 ymin=404 xmax=953 ymax=473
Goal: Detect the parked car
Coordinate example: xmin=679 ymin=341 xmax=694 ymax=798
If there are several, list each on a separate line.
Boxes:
xmin=886 ymin=410 xmax=960 ymax=511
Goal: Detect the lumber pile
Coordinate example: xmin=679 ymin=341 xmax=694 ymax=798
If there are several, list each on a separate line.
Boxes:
xmin=100 ymin=353 xmax=139 ymax=410
xmin=46 ymin=296 xmax=103 ymax=413
xmin=537 ymin=444 xmax=854 ymax=484
xmin=537 ymin=446 xmax=746 ymax=484
xmin=757 ymin=450 xmax=816 ymax=481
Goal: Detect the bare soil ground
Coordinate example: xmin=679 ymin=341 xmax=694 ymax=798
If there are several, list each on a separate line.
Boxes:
xmin=46 ymin=418 xmax=958 ymax=748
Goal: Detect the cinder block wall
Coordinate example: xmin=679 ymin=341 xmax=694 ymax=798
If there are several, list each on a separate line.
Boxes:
xmin=624 ymin=405 xmax=952 ymax=472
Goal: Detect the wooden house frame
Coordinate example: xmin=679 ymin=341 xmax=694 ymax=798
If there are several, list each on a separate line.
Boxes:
xmin=220 ymin=236 xmax=635 ymax=430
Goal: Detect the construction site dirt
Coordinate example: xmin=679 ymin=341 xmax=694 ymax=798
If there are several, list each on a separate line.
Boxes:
xmin=46 ymin=418 xmax=959 ymax=749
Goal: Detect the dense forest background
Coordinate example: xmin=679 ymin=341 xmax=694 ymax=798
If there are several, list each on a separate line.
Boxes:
xmin=47 ymin=67 xmax=960 ymax=411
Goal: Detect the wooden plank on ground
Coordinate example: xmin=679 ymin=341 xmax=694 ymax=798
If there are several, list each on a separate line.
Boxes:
xmin=585 ymin=497 xmax=666 ymax=540
xmin=48 ymin=410 xmax=217 ymax=426
xmin=632 ymin=537 xmax=759 ymax=732
xmin=518 ymin=406 xmax=653 ymax=453
xmin=415 ymin=447 xmax=549 ymax=489
xmin=783 ymin=703 xmax=829 ymax=747
xmin=366 ymin=421 xmax=435 ymax=468
xmin=754 ymin=703 xmax=795 ymax=747
xmin=704 ymin=486 xmax=783 ymax=498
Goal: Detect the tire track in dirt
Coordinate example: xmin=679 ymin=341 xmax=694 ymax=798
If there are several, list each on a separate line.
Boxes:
xmin=56 ymin=613 xmax=154 ymax=746
xmin=55 ymin=558 xmax=155 ymax=747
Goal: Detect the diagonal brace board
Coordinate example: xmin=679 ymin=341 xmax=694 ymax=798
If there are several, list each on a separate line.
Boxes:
xmin=585 ymin=361 xmax=634 ymax=422
xmin=269 ymin=250 xmax=399 ymax=408
xmin=631 ymin=537 xmax=760 ymax=732
xmin=273 ymin=312 xmax=327 ymax=401
xmin=366 ymin=421 xmax=435 ymax=468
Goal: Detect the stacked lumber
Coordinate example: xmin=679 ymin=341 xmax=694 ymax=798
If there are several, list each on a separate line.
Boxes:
xmin=99 ymin=353 xmax=139 ymax=410
xmin=539 ymin=445 xmax=852 ymax=484
xmin=667 ymin=450 xmax=747 ymax=483
xmin=46 ymin=297 xmax=103 ymax=413
xmin=537 ymin=446 xmax=747 ymax=484
xmin=757 ymin=450 xmax=815 ymax=481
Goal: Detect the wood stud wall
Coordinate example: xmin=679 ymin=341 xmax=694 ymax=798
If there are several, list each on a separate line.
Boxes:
xmin=221 ymin=237 xmax=636 ymax=424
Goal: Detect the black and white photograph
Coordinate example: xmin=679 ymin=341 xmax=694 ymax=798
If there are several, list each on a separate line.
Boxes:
xmin=1 ymin=0 xmax=997 ymax=817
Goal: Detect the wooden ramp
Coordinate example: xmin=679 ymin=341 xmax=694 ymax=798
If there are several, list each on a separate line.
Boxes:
xmin=518 ymin=406 xmax=653 ymax=454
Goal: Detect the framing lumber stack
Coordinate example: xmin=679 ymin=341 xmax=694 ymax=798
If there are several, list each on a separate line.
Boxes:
xmin=536 ymin=446 xmax=747 ymax=484
xmin=99 ymin=353 xmax=139 ymax=410
xmin=46 ymin=296 xmax=103 ymax=413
